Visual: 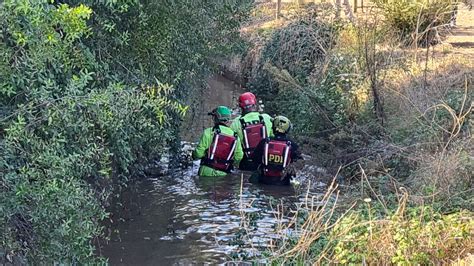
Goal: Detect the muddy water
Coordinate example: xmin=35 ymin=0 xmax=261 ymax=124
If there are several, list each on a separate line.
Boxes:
xmin=101 ymin=162 xmax=326 ymax=265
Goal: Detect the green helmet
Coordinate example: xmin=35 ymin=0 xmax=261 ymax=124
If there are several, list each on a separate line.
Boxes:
xmin=273 ymin=115 xmax=291 ymax=134
xmin=210 ymin=106 xmax=232 ymax=123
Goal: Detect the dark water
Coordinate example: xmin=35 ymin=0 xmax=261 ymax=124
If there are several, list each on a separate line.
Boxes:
xmin=101 ymin=162 xmax=326 ymax=265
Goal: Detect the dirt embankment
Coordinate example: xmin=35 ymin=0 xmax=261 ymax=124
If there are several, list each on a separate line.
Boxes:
xmin=182 ymin=73 xmax=245 ymax=142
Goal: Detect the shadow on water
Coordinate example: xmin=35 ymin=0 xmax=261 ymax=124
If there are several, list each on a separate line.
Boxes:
xmin=101 ymin=162 xmax=327 ymax=265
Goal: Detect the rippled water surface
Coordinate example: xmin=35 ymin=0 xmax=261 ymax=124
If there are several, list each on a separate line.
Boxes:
xmin=101 ymin=162 xmax=326 ymax=265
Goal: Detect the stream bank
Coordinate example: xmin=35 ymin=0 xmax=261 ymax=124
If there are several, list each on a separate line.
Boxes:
xmin=182 ymin=73 xmax=245 ymax=142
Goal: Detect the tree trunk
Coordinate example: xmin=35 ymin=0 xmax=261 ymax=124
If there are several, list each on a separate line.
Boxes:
xmin=364 ymin=36 xmax=385 ymax=125
xmin=335 ymin=0 xmax=342 ymax=18
xmin=276 ymin=0 xmax=281 ymax=20
xmin=343 ymin=0 xmax=356 ymax=23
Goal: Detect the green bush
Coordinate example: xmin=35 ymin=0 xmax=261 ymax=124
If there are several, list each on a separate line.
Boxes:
xmin=0 ymin=0 xmax=251 ymax=262
xmin=249 ymin=7 xmax=370 ymax=139
xmin=247 ymin=5 xmax=382 ymax=151
xmin=251 ymin=6 xmax=338 ymax=90
xmin=0 ymin=1 xmax=186 ymax=263
xmin=1 ymin=84 xmax=182 ymax=263
xmin=261 ymin=52 xmax=367 ymax=135
xmin=67 ymin=0 xmax=253 ymax=91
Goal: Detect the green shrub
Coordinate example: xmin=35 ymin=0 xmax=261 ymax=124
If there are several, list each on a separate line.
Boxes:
xmin=1 ymin=0 xmax=251 ymax=262
xmin=1 ymin=84 xmax=182 ymax=263
xmin=0 ymin=0 xmax=182 ymax=263
xmin=249 ymin=6 xmax=370 ymax=141
xmin=251 ymin=6 xmax=338 ymax=89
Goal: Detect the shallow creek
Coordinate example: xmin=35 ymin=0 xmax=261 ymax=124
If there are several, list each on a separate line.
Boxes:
xmin=101 ymin=160 xmax=327 ymax=265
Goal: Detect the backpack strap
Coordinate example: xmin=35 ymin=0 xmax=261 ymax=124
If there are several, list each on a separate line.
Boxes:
xmin=240 ymin=117 xmax=250 ymax=150
xmin=259 ymin=115 xmax=267 ymax=138
xmin=239 ymin=117 xmax=246 ymax=128
xmin=283 ymin=141 xmax=292 ymax=167
xmin=263 ymin=138 xmax=270 ymax=166
xmin=208 ymin=128 xmax=220 ymax=160
xmin=226 ymin=134 xmax=238 ymax=161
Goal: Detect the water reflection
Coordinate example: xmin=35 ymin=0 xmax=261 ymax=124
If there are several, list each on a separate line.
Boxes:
xmin=102 ymin=162 xmax=326 ymax=265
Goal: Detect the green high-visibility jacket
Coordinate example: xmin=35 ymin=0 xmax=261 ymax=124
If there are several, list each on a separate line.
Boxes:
xmin=230 ymin=111 xmax=274 ymax=155
xmin=192 ymin=125 xmax=244 ymax=177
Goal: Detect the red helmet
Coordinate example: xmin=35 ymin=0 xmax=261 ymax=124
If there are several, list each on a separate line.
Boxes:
xmin=238 ymin=92 xmax=257 ymax=109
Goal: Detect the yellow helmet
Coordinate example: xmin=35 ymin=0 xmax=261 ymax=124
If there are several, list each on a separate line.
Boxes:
xmin=273 ymin=115 xmax=291 ymax=134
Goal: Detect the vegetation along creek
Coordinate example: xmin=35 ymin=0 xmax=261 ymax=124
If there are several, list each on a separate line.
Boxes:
xmin=1 ymin=0 xmax=473 ymax=265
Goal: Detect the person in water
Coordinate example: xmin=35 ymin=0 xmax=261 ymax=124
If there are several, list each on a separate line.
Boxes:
xmin=230 ymin=92 xmax=273 ymax=171
xmin=192 ymin=106 xmax=244 ymax=177
xmin=251 ymin=115 xmax=302 ymax=185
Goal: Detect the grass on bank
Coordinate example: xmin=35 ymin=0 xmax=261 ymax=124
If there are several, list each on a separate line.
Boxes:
xmin=233 ymin=1 xmax=473 ymax=264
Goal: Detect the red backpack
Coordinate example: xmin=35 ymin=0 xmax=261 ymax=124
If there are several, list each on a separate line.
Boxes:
xmin=240 ymin=115 xmax=267 ymax=158
xmin=204 ymin=127 xmax=238 ymax=172
xmin=262 ymin=139 xmax=292 ymax=178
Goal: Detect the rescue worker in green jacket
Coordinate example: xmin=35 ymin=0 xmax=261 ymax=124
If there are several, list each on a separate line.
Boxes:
xmin=192 ymin=106 xmax=244 ymax=177
xmin=231 ymin=92 xmax=273 ymax=171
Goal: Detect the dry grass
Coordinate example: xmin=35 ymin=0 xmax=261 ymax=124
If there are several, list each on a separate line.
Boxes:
xmin=452 ymin=253 xmax=474 ymax=266
xmin=271 ymin=179 xmax=341 ymax=263
xmin=383 ymin=56 xmax=473 ymax=115
xmin=233 ymin=3 xmax=474 ymax=263
xmin=411 ymin=137 xmax=472 ymax=206
xmin=256 ymin=181 xmax=474 ymax=264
